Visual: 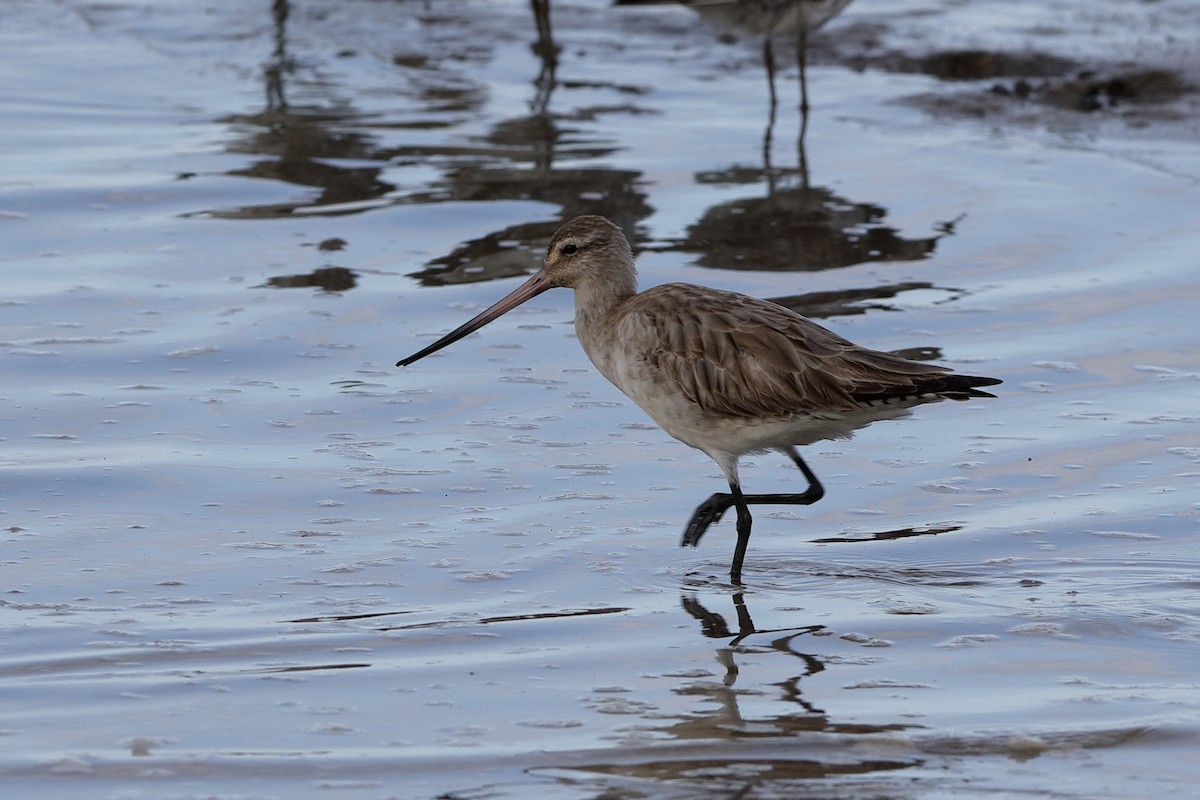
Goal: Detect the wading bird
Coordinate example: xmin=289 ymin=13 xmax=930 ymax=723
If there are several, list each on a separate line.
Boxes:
xmin=398 ymin=215 xmax=999 ymax=583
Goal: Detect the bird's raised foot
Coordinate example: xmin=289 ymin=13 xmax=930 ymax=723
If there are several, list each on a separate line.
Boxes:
xmin=681 ymin=492 xmax=735 ymax=548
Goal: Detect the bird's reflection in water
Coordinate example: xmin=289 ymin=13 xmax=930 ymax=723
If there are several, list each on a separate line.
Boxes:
xmin=676 ymin=179 xmax=952 ymax=272
xmin=683 ymin=592 xmax=824 ymax=690
xmin=549 ymin=592 xmax=917 ymax=793
xmin=206 ymin=0 xmax=652 ymax=268
xmin=406 ymin=0 xmax=653 ymax=288
xmin=203 ymin=0 xmax=394 ymax=221
xmin=668 ymin=593 xmax=910 ymax=738
xmin=621 ymin=2 xmax=960 ymax=274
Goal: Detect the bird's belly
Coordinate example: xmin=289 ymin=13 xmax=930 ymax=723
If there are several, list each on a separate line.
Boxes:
xmin=619 ymin=379 xmax=916 ymax=459
xmin=670 ymin=407 xmax=913 ymax=456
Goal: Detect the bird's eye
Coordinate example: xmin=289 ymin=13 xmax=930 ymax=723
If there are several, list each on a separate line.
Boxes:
xmin=561 ymin=243 xmax=578 ymax=255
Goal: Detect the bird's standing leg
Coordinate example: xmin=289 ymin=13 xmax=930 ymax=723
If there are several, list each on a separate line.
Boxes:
xmin=728 ymin=482 xmax=753 ymax=584
xmin=682 ymin=448 xmax=826 ymax=581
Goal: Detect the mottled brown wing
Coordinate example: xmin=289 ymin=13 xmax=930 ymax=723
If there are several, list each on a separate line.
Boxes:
xmin=615 ymin=283 xmax=966 ymax=419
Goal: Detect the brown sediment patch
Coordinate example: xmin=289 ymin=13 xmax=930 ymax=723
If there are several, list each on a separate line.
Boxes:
xmin=835 ymin=46 xmax=1191 ymax=117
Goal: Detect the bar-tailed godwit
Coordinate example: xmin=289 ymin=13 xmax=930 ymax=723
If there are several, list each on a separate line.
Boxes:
xmin=398 ymin=215 xmax=999 ymax=583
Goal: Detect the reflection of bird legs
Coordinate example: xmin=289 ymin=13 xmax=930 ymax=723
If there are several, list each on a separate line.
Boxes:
xmin=682 ymin=593 xmax=826 ymax=686
xmin=762 ymin=36 xmax=778 ymax=193
xmin=762 ymin=26 xmax=813 ymax=194
xmin=265 ymin=0 xmax=291 ymax=112
xmin=682 ymin=594 xmax=746 ymax=685
xmin=529 ymin=0 xmax=559 ymax=115
xmin=797 ymin=25 xmax=811 ymax=188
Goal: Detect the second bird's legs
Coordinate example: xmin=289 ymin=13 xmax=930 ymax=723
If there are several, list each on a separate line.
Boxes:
xmin=681 ymin=449 xmax=826 ymax=584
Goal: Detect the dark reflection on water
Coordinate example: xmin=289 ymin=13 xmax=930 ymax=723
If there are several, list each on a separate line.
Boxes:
xmin=189 ymin=0 xmax=1185 ymax=299
xmin=596 ymin=1 xmax=952 ymax=276
xmin=199 ymin=0 xmax=395 ymax=220
xmin=666 ymin=594 xmax=911 ymax=737
xmin=407 ymin=161 xmax=650 ymax=286
xmin=768 ymin=280 xmax=961 ymax=319
xmin=285 ymin=604 xmax=632 ymax=628
xmin=662 ymin=175 xmax=949 ymax=271
xmin=400 ymin=1 xmax=654 ymax=285
xmin=617 ymin=0 xmax=953 ymax=273
xmin=530 ymin=590 xmax=918 ymax=795
xmin=264 ymin=265 xmax=358 ymax=291
xmin=561 ymin=755 xmax=917 ymax=791
xmin=808 ymin=524 xmax=961 ymax=543
xmin=201 ymin=0 xmax=955 ymax=289
xmin=205 ymin=0 xmax=656 ymax=284
xmin=180 ymin=662 xmax=372 ymax=679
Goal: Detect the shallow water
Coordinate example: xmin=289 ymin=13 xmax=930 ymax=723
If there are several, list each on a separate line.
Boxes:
xmin=3 ymin=0 xmax=1200 ymax=797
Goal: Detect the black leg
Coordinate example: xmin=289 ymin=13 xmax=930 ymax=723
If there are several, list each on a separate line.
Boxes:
xmin=729 ymin=482 xmax=752 ymax=585
xmin=787 ymin=450 xmax=825 ymax=505
xmin=680 ymin=451 xmax=826 ymax=581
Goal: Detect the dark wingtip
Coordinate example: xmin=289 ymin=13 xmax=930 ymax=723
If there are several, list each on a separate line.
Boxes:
xmin=941 ymin=374 xmax=1002 ymax=401
xmin=952 ymin=388 xmax=998 ymax=400
xmin=853 ymin=373 xmax=1002 ymax=405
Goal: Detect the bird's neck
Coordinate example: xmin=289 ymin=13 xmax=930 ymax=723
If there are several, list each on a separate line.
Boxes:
xmin=572 ymin=263 xmax=637 ymax=370
xmin=573 ymin=264 xmax=635 ymax=320
xmin=575 ymin=284 xmax=633 ymax=336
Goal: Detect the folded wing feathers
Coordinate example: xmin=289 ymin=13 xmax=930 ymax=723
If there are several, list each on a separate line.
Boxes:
xmin=620 ymin=284 xmax=999 ymax=419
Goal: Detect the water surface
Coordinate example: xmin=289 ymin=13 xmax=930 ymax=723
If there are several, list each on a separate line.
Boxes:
xmin=3 ymin=1 xmax=1199 ymax=797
